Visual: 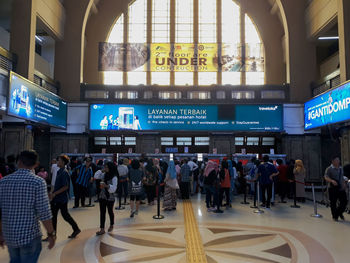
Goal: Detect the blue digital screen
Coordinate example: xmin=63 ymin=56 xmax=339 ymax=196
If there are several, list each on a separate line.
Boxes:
xmin=8 ymin=72 xmax=67 ymax=129
xmin=304 ymin=82 xmax=350 ymax=130
xmin=90 ymin=104 xmax=283 ymax=131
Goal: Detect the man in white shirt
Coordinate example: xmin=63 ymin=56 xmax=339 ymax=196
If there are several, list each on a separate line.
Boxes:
xmin=50 ymin=158 xmax=60 ymax=192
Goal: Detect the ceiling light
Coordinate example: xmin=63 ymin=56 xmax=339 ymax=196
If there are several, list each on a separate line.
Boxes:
xmin=318 ymin=36 xmax=339 ymax=40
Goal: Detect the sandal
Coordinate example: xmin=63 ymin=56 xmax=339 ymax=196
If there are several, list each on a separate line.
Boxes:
xmin=96 ymin=229 xmax=105 ymax=236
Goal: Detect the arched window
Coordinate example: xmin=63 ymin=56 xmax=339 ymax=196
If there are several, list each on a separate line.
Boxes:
xmin=104 ymin=0 xmax=265 ymax=86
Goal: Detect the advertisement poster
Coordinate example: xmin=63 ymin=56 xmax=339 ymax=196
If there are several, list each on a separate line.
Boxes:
xmin=304 ymin=81 xmax=350 ymax=130
xmin=8 ymin=72 xmax=67 ymax=129
xmin=99 ymin=43 xmax=263 ymax=72
xmin=90 ymin=104 xmax=283 ymax=132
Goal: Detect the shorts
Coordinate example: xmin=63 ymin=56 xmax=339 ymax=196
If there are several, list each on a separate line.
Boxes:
xmin=130 ymin=195 xmax=141 ymax=201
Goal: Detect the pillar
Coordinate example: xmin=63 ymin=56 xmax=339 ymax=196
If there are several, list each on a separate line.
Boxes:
xmin=338 ymin=0 xmax=350 ymax=83
xmin=10 ymin=0 xmax=36 ymax=81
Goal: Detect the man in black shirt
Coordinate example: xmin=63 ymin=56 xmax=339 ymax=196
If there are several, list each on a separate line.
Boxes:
xmin=324 ymin=157 xmax=347 ymax=221
xmin=44 ymin=155 xmax=81 ymax=240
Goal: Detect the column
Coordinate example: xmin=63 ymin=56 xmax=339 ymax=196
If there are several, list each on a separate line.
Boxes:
xmin=10 ymin=0 xmax=37 ymax=81
xmin=338 ymin=0 xmax=350 ymax=83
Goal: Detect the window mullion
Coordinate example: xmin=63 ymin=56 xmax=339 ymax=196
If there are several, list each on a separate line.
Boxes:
xmin=217 ymin=0 xmax=222 ymax=85
xmin=194 ymin=0 xmax=199 ymax=86
xmin=170 ymin=0 xmax=176 ymax=86
xmin=147 ymin=0 xmax=152 ymax=85
xmin=240 ymin=9 xmax=246 ymax=85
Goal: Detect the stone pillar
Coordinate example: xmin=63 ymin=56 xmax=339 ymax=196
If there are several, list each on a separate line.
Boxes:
xmin=10 ymin=0 xmax=37 ymax=81
xmin=338 ymin=0 xmax=350 ymax=83
xmin=340 ymin=127 xmax=350 ymax=165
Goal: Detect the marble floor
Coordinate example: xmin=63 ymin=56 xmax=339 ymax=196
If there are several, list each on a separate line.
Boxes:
xmin=1 ymin=195 xmax=349 ymax=263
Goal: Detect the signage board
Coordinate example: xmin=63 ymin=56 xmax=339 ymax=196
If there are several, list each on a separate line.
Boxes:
xmin=90 ymin=104 xmax=283 ymax=132
xmin=304 ymin=81 xmax=350 ymax=130
xmin=8 ymin=72 xmax=67 ymax=129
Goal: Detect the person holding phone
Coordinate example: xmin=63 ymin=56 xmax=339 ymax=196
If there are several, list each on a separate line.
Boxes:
xmin=95 ymin=162 xmax=118 ymax=235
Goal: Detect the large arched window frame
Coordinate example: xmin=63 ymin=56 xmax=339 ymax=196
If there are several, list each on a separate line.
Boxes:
xmin=104 ymin=0 xmax=264 ymax=86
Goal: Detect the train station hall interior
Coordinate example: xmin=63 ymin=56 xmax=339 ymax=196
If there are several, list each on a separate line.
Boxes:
xmin=1 ymin=0 xmax=350 ymax=262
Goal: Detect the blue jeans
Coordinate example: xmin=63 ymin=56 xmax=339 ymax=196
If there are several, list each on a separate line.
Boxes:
xmin=8 ymin=236 xmax=42 ymax=263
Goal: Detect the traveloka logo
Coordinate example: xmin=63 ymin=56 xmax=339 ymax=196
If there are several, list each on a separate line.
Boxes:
xmin=259 ymin=106 xmax=278 ymax=111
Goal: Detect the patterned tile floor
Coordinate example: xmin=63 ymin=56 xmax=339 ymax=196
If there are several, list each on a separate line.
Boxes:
xmin=1 ymin=195 xmax=349 ymax=262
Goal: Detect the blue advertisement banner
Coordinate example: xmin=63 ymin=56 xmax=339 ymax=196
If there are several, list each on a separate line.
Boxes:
xmin=90 ymin=104 xmax=283 ymax=132
xmin=8 ymin=72 xmax=67 ymax=129
xmin=304 ymin=82 xmax=350 ymax=130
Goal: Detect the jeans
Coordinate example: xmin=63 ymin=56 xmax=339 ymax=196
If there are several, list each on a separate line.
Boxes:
xmin=205 ymin=185 xmax=219 ymax=209
xmin=329 ymin=188 xmax=347 ymax=219
xmin=261 ymin=184 xmax=273 ymax=207
xmin=51 ymin=202 xmax=79 ymax=232
xmin=8 ymin=236 xmax=42 ymax=263
xmin=99 ymin=199 xmax=115 ymax=229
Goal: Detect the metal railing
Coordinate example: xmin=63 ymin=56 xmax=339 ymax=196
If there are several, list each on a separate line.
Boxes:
xmin=0 ymin=46 xmax=17 ymax=75
xmin=311 ymin=70 xmax=341 ymax=97
xmin=34 ymin=70 xmax=60 ymax=95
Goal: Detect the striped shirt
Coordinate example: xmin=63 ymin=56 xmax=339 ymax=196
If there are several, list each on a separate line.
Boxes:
xmin=75 ymin=165 xmax=93 ymax=187
xmin=0 ymin=169 xmax=52 ymax=247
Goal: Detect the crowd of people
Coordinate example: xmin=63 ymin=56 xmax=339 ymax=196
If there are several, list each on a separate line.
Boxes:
xmin=0 ymin=150 xmax=350 ymax=262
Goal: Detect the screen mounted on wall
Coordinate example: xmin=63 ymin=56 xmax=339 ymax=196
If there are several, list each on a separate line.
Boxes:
xmin=304 ymin=81 xmax=350 ymax=130
xmin=7 ymin=71 xmax=67 ymax=129
xmin=90 ymin=104 xmax=283 ymax=132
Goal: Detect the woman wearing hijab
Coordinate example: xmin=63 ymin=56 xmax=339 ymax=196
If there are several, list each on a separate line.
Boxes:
xmin=163 ymin=160 xmax=179 ymax=211
xmin=293 ymin=159 xmax=306 ymax=203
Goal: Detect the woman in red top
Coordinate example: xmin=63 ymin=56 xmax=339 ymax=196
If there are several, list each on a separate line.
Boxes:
xmin=219 ymin=160 xmax=231 ymax=208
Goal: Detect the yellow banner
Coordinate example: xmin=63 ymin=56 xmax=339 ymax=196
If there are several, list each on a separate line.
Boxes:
xmin=149 ymin=43 xmax=218 ymax=72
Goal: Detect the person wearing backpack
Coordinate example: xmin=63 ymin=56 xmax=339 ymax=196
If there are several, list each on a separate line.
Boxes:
xmin=128 ymin=159 xmax=145 ymax=217
xmin=95 ymin=162 xmax=118 ymax=235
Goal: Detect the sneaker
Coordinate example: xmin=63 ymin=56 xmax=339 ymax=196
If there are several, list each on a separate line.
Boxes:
xmin=130 ymin=211 xmax=135 ymax=218
xmin=68 ymin=229 xmax=81 ymax=239
xmin=96 ymin=229 xmax=105 ymax=236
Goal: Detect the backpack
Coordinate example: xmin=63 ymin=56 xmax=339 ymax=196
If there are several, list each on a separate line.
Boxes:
xmin=131 ymin=181 xmax=143 ymax=195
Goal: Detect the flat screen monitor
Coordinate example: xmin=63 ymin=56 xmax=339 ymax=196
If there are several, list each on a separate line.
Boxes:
xmin=90 ymin=104 xmax=283 ymax=132
xmin=7 ymin=71 xmax=67 ymax=129
xmin=304 ymin=81 xmax=350 ymax=130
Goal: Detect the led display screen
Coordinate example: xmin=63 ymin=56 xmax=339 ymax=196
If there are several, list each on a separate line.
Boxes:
xmin=304 ymin=81 xmax=350 ymax=130
xmin=7 ymin=71 xmax=67 ymax=129
xmin=90 ymin=104 xmax=283 ymax=132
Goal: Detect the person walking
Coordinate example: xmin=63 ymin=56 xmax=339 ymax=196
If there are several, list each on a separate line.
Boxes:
xmin=257 ymin=155 xmax=279 ymax=209
xmin=0 ymin=150 xmax=55 ymax=263
xmin=96 ymin=162 xmax=118 ymax=235
xmin=74 ymin=157 xmax=94 ymax=208
xmin=43 ymin=155 xmax=81 ymax=241
xmin=293 ymin=160 xmax=306 ymax=203
xmin=324 ymin=157 xmax=348 ymax=221
xmin=163 ymin=160 xmax=179 ymax=211
xmin=129 ymin=159 xmax=145 ymax=217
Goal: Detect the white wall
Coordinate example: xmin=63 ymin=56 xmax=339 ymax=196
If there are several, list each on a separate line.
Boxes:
xmin=35 ymin=53 xmax=54 ymax=78
xmin=0 ymin=26 xmax=10 ymax=50
xmin=283 ymin=104 xmax=320 ymax=134
xmin=51 ymin=103 xmax=89 ymax=133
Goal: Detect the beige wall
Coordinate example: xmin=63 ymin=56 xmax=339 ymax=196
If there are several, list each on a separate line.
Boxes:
xmin=36 ymin=0 xmax=66 ymax=40
xmin=305 ymin=0 xmax=337 ymax=38
xmin=54 ymin=0 xmax=93 ymax=101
